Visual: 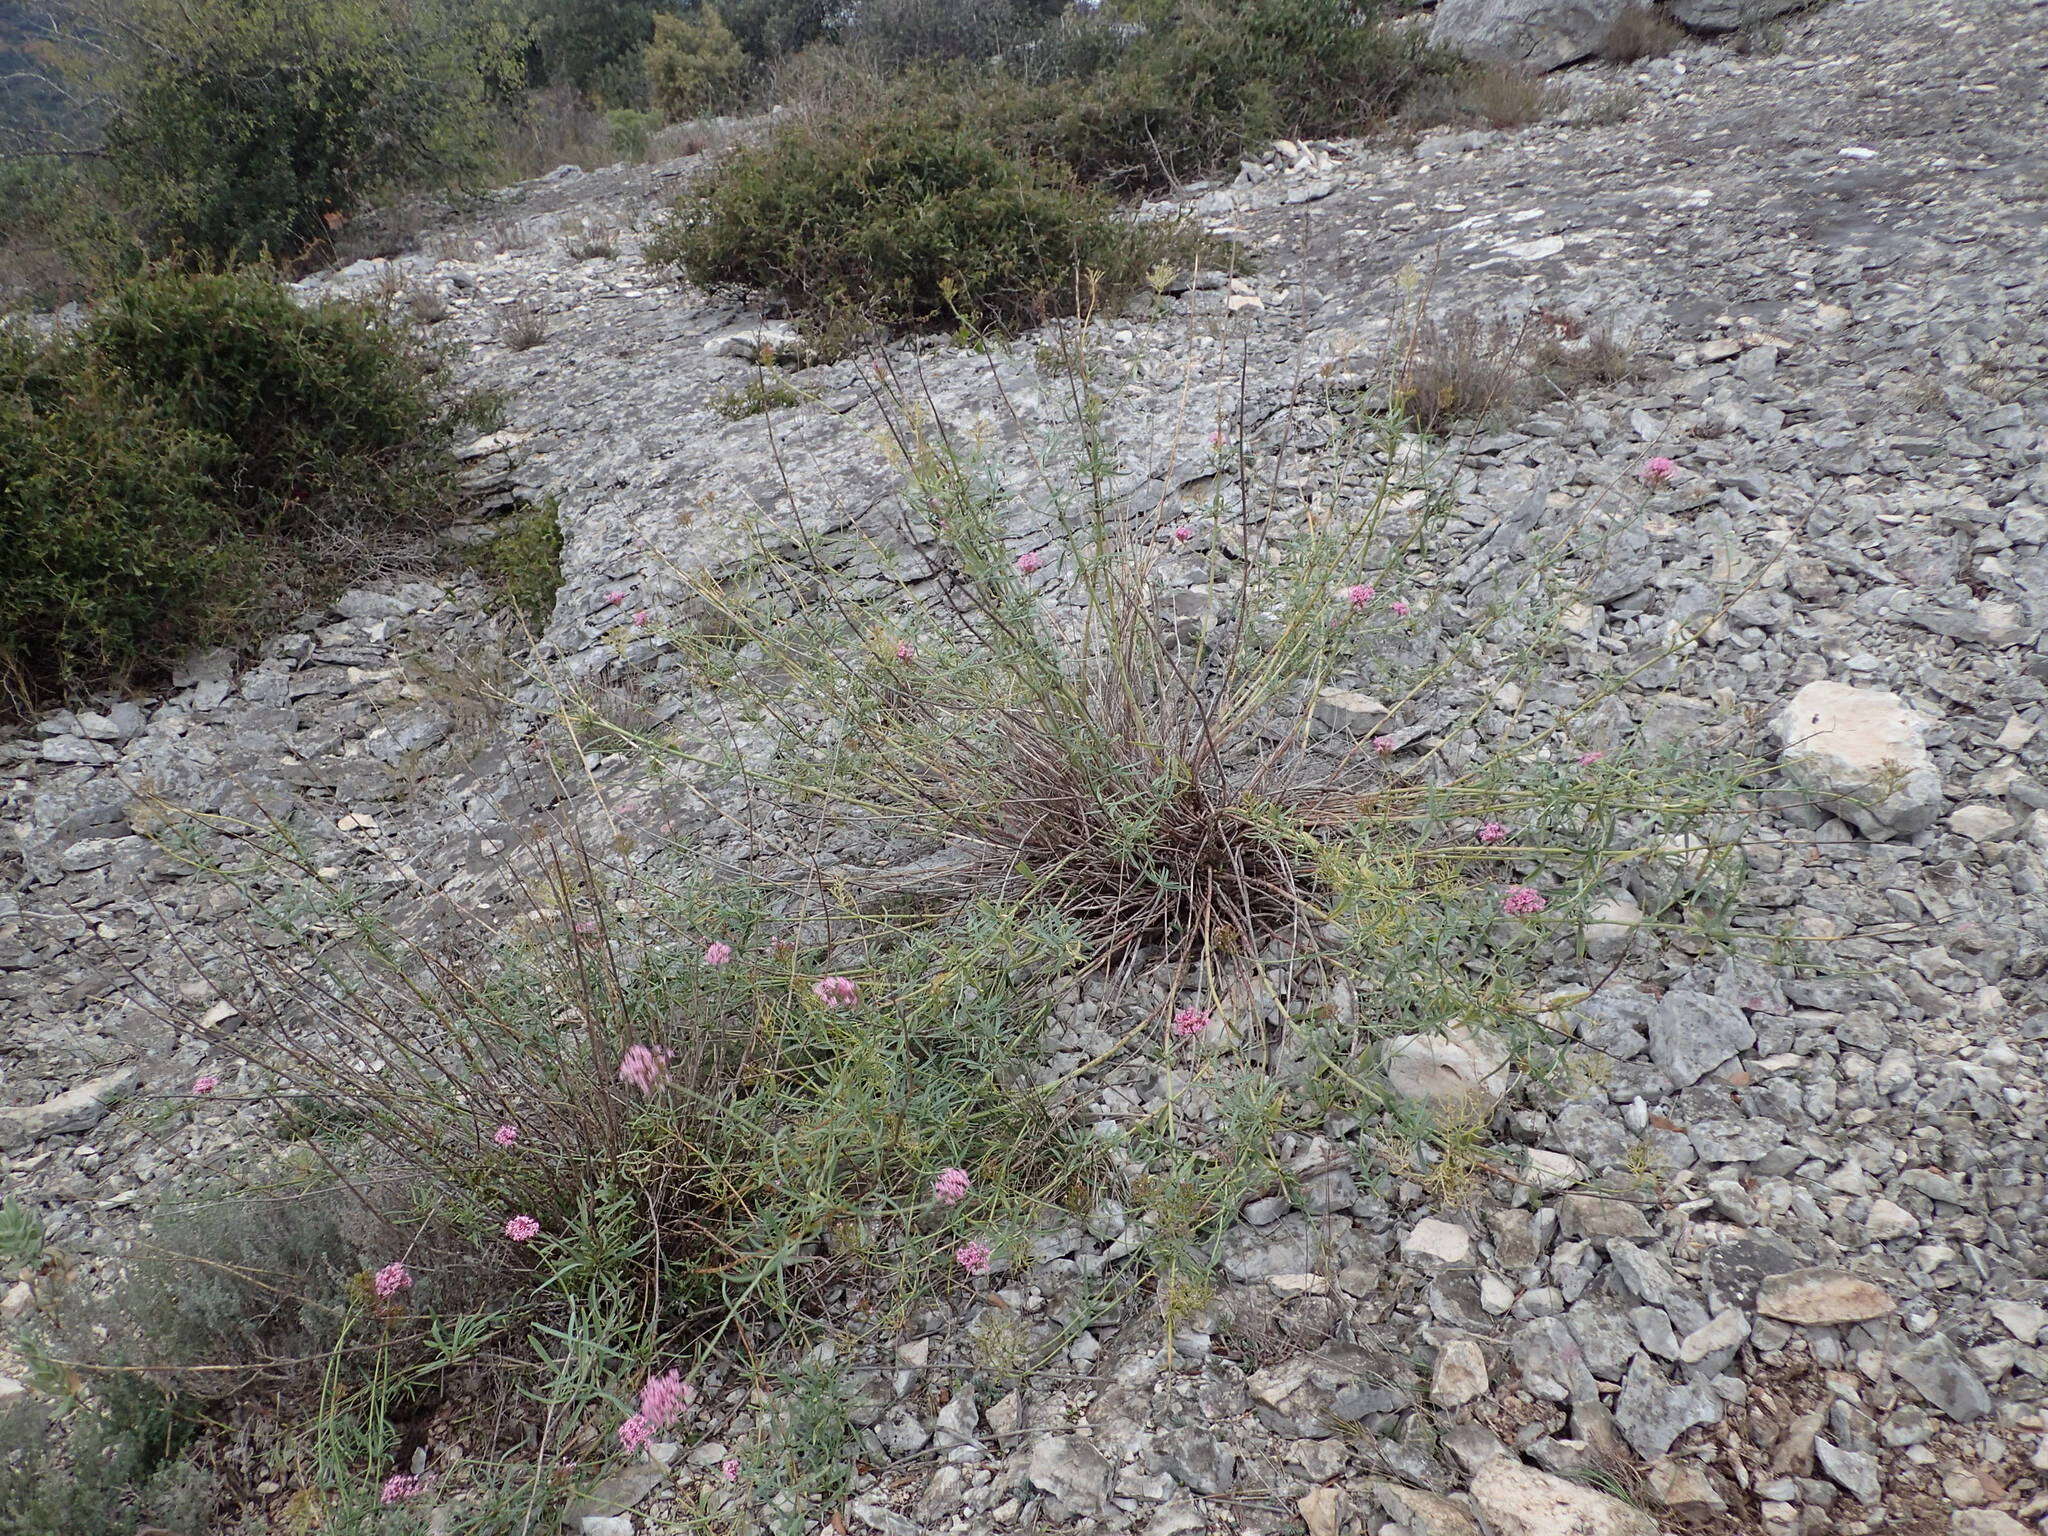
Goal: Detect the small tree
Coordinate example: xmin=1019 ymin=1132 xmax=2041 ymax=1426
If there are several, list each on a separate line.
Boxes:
xmin=646 ymin=6 xmax=749 ymax=121
xmin=87 ymin=0 xmax=525 ymax=264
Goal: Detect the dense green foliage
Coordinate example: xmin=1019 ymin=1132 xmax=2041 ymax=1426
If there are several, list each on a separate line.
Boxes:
xmin=645 ymin=4 xmax=748 ymax=118
xmin=0 ymin=339 xmax=234 ymax=701
xmin=648 ymin=108 xmax=1188 ymax=334
xmin=980 ymin=0 xmax=1449 ymax=191
xmin=90 ymin=0 xmax=521 ymax=264
xmin=1 ymin=268 xmax=488 ymax=706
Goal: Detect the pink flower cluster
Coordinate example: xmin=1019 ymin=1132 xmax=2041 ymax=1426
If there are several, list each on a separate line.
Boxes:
xmin=618 ymin=1369 xmax=695 ymax=1452
xmin=812 ymin=975 xmax=859 ymax=1009
xmin=504 ymin=1215 xmax=540 ymax=1242
xmin=381 ymin=1472 xmax=424 ymax=1505
xmin=932 ymin=1167 xmax=972 ymax=1205
xmin=1501 ymin=886 xmax=1547 ymax=918
xmin=1578 ymin=750 xmax=1606 ymax=766
xmin=1171 ymin=1006 xmax=1210 ymax=1038
xmin=1171 ymin=524 xmax=1195 ymax=544
xmin=721 ymin=1457 xmax=742 ymax=1482
xmin=1477 ymin=821 xmax=1509 ymax=845
xmin=493 ymin=1122 xmax=521 ymax=1146
xmin=703 ymin=941 xmax=733 ymax=966
xmin=373 ymin=1262 xmax=413 ymax=1299
xmin=1373 ymin=735 xmax=1396 ymax=755
xmin=191 ymin=1074 xmax=220 ymax=1095
xmin=1344 ymin=583 xmax=1376 ymax=611
xmin=954 ymin=1240 xmax=994 ymax=1276
xmin=896 ymin=640 xmax=916 ymax=661
xmin=1015 ymin=550 xmax=1045 ymax=575
xmin=1639 ymin=456 xmax=1678 ymax=488
xmin=618 ymin=1043 xmax=672 ymax=1094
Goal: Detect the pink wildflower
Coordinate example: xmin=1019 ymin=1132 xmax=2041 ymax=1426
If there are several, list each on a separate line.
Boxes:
xmin=1577 ymin=750 xmax=1606 ymax=766
xmin=1501 ymin=886 xmax=1547 ymax=918
xmin=638 ymin=1369 xmax=695 ymax=1428
xmin=191 ymin=1074 xmax=220 ymax=1095
xmin=812 ymin=975 xmax=860 ymax=1010
xmin=604 ymin=589 xmax=627 ymax=606
xmin=1390 ymin=599 xmax=1411 ymax=617
xmin=1206 ymin=429 xmax=1226 ymax=449
xmin=1477 ymin=821 xmax=1509 ymax=845
xmin=631 ymin=609 xmax=652 ymax=627
xmin=1171 ymin=524 xmax=1195 ymax=543
xmin=618 ymin=1413 xmax=653 ymax=1452
xmin=954 ymin=1240 xmax=994 ymax=1276
xmin=1639 ymin=456 xmax=1677 ymax=488
xmin=381 ymin=1472 xmax=423 ymax=1505
xmin=493 ymin=1123 xmax=520 ymax=1147
xmin=617 ymin=1043 xmax=672 ymax=1094
xmin=932 ymin=1167 xmax=972 ymax=1205
xmin=504 ymin=1214 xmax=540 ymax=1242
xmin=373 ymin=1262 xmax=413 ymax=1299
xmin=703 ymin=941 xmax=733 ymax=966
xmin=1015 ymin=550 xmax=1045 ymax=575
xmin=721 ymin=1457 xmax=741 ymax=1482
xmin=1171 ymin=1006 xmax=1211 ymax=1038
xmin=895 ymin=640 xmax=915 ymax=661
xmin=1345 ymin=583 xmax=1376 ymax=611
xmin=1373 ymin=735 xmax=1396 ymax=755
xmin=573 ymin=918 xmax=598 ymax=935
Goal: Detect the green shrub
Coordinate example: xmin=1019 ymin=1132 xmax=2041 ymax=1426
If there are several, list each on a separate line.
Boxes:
xmin=1 ymin=267 xmax=490 ymax=706
xmin=82 ymin=268 xmax=485 ymax=534
xmin=607 ymin=106 xmax=659 ymax=161
xmin=91 ymin=0 xmax=524 ymax=264
xmin=646 ymin=6 xmax=749 ymax=120
xmin=472 ymin=503 xmax=565 ymax=628
xmin=647 ymin=108 xmax=1190 ymax=334
xmin=0 ymin=338 xmax=239 ymax=702
xmin=984 ymin=0 xmax=1451 ymax=192
xmin=0 ymin=1398 xmax=217 ymax=1536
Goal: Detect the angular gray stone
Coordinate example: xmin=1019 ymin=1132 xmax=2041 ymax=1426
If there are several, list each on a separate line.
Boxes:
xmin=1814 ymin=1437 xmax=1882 ymax=1504
xmin=1428 ymin=0 xmax=1630 ymax=72
xmin=1612 ymin=1357 xmax=1721 ymax=1459
xmin=1646 ymin=990 xmax=1754 ymax=1087
xmin=0 ymin=1069 xmax=138 ymax=1151
xmin=1511 ymin=1316 xmax=1600 ymax=1404
xmin=1027 ymin=1435 xmax=1113 ymax=1514
xmin=1892 ymin=1335 xmax=1993 ymax=1422
xmin=1153 ymin=1428 xmax=1237 ymax=1494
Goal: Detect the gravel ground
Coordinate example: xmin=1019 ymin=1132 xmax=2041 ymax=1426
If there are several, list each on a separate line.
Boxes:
xmin=4 ymin=0 xmax=2046 ymax=1531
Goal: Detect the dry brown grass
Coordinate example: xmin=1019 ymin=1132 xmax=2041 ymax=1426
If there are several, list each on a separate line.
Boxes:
xmin=497 ymin=304 xmax=549 ymax=351
xmin=1601 ymin=5 xmax=1687 ymax=62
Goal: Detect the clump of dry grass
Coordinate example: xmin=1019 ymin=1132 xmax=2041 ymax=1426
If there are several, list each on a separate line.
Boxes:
xmin=1394 ymin=311 xmax=1531 ymax=433
xmin=497 ymin=303 xmax=549 ymax=351
xmin=1391 ymin=307 xmax=1646 ymax=433
xmin=1601 ymin=5 xmax=1686 ymax=63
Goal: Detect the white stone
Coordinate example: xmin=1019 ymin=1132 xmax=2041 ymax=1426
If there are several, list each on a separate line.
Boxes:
xmin=1864 ymin=1198 xmax=1920 ymax=1242
xmin=1771 ymin=681 xmax=1944 ymax=839
xmin=1381 ymin=1026 xmax=1511 ymax=1109
xmin=1583 ymin=892 xmax=1646 ymax=963
xmin=1948 ymin=804 xmax=2017 ymax=842
xmin=1470 ymin=1457 xmax=1658 ymax=1536
xmin=1402 ymin=1218 xmax=1474 ymax=1266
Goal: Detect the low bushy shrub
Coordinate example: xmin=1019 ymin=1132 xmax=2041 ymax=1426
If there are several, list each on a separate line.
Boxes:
xmin=1601 ymin=4 xmax=1686 ymax=62
xmin=647 ymin=109 xmax=1190 ymax=333
xmin=0 ymin=339 xmax=237 ymax=702
xmin=1 ymin=267 xmax=491 ymax=706
xmin=980 ymin=0 xmax=1451 ymax=191
xmin=90 ymin=0 xmax=524 ymax=264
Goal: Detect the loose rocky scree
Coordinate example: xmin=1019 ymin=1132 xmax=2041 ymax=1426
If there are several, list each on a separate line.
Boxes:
xmin=4 ymin=0 xmax=2048 ymax=1532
